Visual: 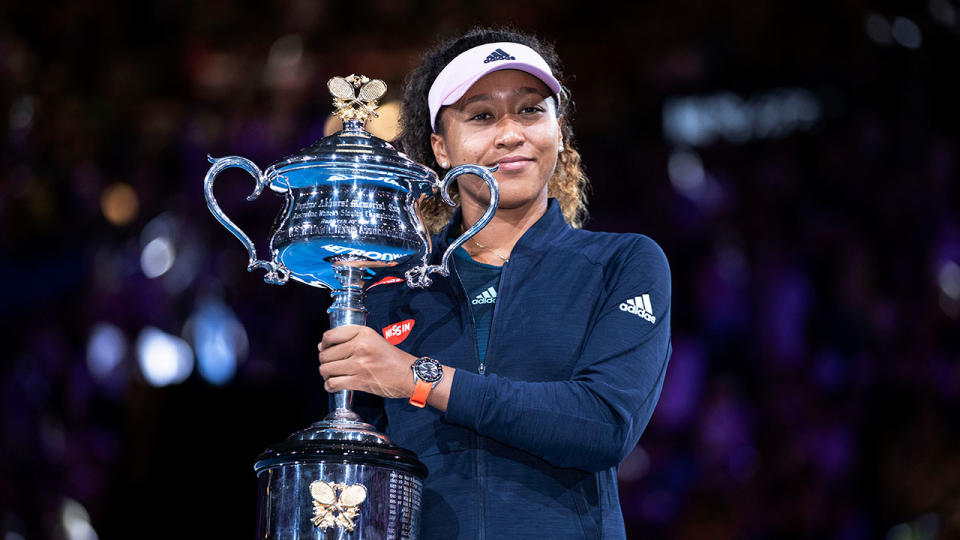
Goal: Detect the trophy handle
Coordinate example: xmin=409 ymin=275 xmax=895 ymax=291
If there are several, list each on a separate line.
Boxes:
xmin=405 ymin=164 xmax=499 ymax=288
xmin=204 ymin=155 xmax=290 ymax=285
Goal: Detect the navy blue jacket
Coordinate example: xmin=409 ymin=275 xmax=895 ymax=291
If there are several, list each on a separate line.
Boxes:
xmin=364 ymin=199 xmax=672 ymax=539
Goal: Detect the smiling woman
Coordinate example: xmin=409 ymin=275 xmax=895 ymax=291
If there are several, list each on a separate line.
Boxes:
xmin=316 ymin=27 xmax=673 ymax=539
xmin=400 ymin=29 xmax=589 ymax=237
xmin=431 ymin=70 xmax=563 ymax=247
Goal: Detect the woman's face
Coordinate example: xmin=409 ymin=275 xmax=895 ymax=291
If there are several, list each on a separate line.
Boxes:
xmin=431 ymin=69 xmax=562 ymax=215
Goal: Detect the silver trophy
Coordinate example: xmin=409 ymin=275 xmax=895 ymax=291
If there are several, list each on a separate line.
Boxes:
xmin=204 ymin=74 xmax=499 ymax=539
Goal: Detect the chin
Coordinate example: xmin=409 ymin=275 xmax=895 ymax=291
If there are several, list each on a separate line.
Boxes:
xmin=459 ymin=177 xmax=548 ymax=212
xmin=493 ymin=188 xmax=548 ymax=211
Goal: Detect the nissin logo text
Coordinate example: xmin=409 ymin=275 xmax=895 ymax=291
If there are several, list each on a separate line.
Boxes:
xmin=382 ymin=319 xmax=415 ymax=345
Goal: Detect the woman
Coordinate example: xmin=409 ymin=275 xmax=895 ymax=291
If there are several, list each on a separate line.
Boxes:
xmin=317 ymin=28 xmax=672 ymax=539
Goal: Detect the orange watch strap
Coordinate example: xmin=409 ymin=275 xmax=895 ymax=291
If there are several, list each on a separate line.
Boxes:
xmin=409 ymin=380 xmax=432 ymax=408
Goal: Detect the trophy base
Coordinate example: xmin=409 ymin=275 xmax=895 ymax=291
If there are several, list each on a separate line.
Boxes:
xmin=254 ymin=434 xmax=427 ymax=539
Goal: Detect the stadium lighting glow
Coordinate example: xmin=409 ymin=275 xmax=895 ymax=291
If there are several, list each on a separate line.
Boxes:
xmin=100 ymin=182 xmax=139 ymax=226
xmin=136 ymin=327 xmax=194 ymax=387
xmin=86 ymin=322 xmax=127 ymax=381
xmin=891 ymin=17 xmax=923 ymax=48
xmin=662 ymin=88 xmax=821 ymax=147
xmin=268 ymin=34 xmax=303 ymax=68
xmin=9 ymin=95 xmax=35 ymax=131
xmin=140 ymin=236 xmax=176 ymax=278
xmin=938 ymin=261 xmax=960 ymax=300
xmin=866 ymin=14 xmax=893 ymax=45
xmin=667 ymin=148 xmax=705 ymax=195
xmin=929 ymin=0 xmax=957 ymax=27
xmin=188 ymin=299 xmax=249 ymax=386
xmin=61 ymin=498 xmax=99 ymax=540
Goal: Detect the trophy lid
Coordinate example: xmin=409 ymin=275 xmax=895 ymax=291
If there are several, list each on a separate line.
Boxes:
xmin=266 ymin=75 xmax=436 ymax=187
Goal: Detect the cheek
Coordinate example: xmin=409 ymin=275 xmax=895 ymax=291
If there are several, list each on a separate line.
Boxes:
xmin=534 ymin=123 xmax=561 ymax=148
xmin=446 ymin=132 xmax=489 ymax=163
xmin=538 ymin=156 xmax=559 ymax=189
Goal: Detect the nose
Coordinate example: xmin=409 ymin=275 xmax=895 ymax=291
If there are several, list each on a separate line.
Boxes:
xmin=494 ymin=116 xmax=525 ymax=148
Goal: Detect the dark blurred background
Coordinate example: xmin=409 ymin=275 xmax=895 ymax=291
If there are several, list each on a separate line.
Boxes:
xmin=2 ymin=1 xmax=959 ymax=538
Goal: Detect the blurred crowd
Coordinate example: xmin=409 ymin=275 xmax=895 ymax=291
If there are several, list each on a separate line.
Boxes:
xmin=1 ymin=1 xmax=958 ymax=539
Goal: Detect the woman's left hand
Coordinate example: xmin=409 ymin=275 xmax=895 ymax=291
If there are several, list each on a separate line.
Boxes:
xmin=317 ymin=325 xmax=417 ymax=399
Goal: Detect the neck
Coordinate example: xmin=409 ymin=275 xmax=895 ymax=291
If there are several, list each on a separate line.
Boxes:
xmin=458 ymin=195 xmax=548 ymax=264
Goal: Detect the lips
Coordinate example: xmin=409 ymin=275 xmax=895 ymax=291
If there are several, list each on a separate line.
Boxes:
xmin=492 ymin=155 xmax=534 ymax=172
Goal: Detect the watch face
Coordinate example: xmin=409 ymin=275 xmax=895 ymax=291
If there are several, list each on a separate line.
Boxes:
xmin=413 ymin=357 xmax=442 ymax=384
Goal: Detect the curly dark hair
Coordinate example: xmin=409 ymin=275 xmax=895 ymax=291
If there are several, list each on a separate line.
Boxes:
xmin=399 ymin=27 xmax=590 ymax=232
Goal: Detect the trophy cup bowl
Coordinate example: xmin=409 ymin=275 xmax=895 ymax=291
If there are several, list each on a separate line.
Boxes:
xmin=203 ymin=75 xmax=500 ymax=539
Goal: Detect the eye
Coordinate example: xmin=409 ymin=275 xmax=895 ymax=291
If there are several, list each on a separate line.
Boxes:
xmin=520 ymin=105 xmax=545 ymax=114
xmin=468 ymin=112 xmax=493 ymax=121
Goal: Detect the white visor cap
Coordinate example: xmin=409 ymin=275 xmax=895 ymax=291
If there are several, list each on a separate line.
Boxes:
xmin=428 ymin=42 xmax=562 ymax=132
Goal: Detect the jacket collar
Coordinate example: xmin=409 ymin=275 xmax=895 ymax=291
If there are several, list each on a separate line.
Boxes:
xmin=436 ymin=198 xmax=571 ymax=261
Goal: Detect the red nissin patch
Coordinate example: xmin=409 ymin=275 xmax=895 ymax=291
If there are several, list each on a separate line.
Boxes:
xmin=382 ymin=319 xmax=415 ymax=345
xmin=368 ymin=276 xmax=404 ymax=290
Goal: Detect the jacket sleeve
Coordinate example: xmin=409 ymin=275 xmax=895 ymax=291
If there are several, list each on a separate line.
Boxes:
xmin=443 ymin=236 xmax=672 ymax=472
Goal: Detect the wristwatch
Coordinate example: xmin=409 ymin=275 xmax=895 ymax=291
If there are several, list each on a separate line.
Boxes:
xmin=409 ymin=356 xmax=443 ymax=408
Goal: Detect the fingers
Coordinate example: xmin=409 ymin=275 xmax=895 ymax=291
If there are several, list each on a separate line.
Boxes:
xmin=318 ymin=325 xmax=365 ymax=351
xmin=318 ymin=341 xmax=353 ymax=365
xmin=318 ymin=326 xmax=377 ymax=367
xmin=323 ymin=368 xmax=396 ymax=395
xmin=317 ymin=326 xmax=365 ymax=369
xmin=323 ymin=375 xmax=356 ymax=393
xmin=318 ymin=353 xmax=355 ymax=377
xmin=317 ymin=328 xmax=375 ymax=380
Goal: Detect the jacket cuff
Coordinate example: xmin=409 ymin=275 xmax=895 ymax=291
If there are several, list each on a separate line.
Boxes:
xmin=444 ymin=368 xmax=488 ymax=429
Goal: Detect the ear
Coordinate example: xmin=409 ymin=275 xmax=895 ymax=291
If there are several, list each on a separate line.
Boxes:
xmin=430 ymin=133 xmax=449 ymax=167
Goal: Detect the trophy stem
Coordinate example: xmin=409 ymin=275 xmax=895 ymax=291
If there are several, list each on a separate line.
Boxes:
xmin=326 ymin=266 xmax=368 ymax=422
xmin=299 ymin=265 xmax=390 ymax=444
xmin=328 ymin=270 xmax=367 ymax=328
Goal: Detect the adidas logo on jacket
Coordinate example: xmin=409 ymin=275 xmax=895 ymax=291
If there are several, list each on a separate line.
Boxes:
xmin=619 ymin=294 xmax=657 ymax=324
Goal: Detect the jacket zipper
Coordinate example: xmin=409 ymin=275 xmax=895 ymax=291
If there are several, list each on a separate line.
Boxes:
xmin=482 ymin=258 xmax=509 ymax=377
xmin=450 ymin=259 xmax=484 ymax=375
xmin=450 ymin=258 xmax=486 ymax=539
xmin=475 ymin=258 xmax=511 ymax=539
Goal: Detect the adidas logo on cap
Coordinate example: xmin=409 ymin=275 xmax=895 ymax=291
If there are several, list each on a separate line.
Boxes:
xmin=484 ymin=48 xmax=516 ymax=64
xmin=619 ymin=294 xmax=656 ymax=324
xmin=472 ymin=287 xmax=497 ymax=305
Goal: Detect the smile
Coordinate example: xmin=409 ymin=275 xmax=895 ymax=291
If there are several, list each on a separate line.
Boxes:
xmin=492 ymin=156 xmax=535 ymax=172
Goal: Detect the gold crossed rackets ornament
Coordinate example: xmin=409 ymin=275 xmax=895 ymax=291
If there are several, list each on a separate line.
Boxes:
xmin=309 ymin=480 xmax=368 ymax=531
xmin=328 ymin=74 xmax=386 ymax=124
